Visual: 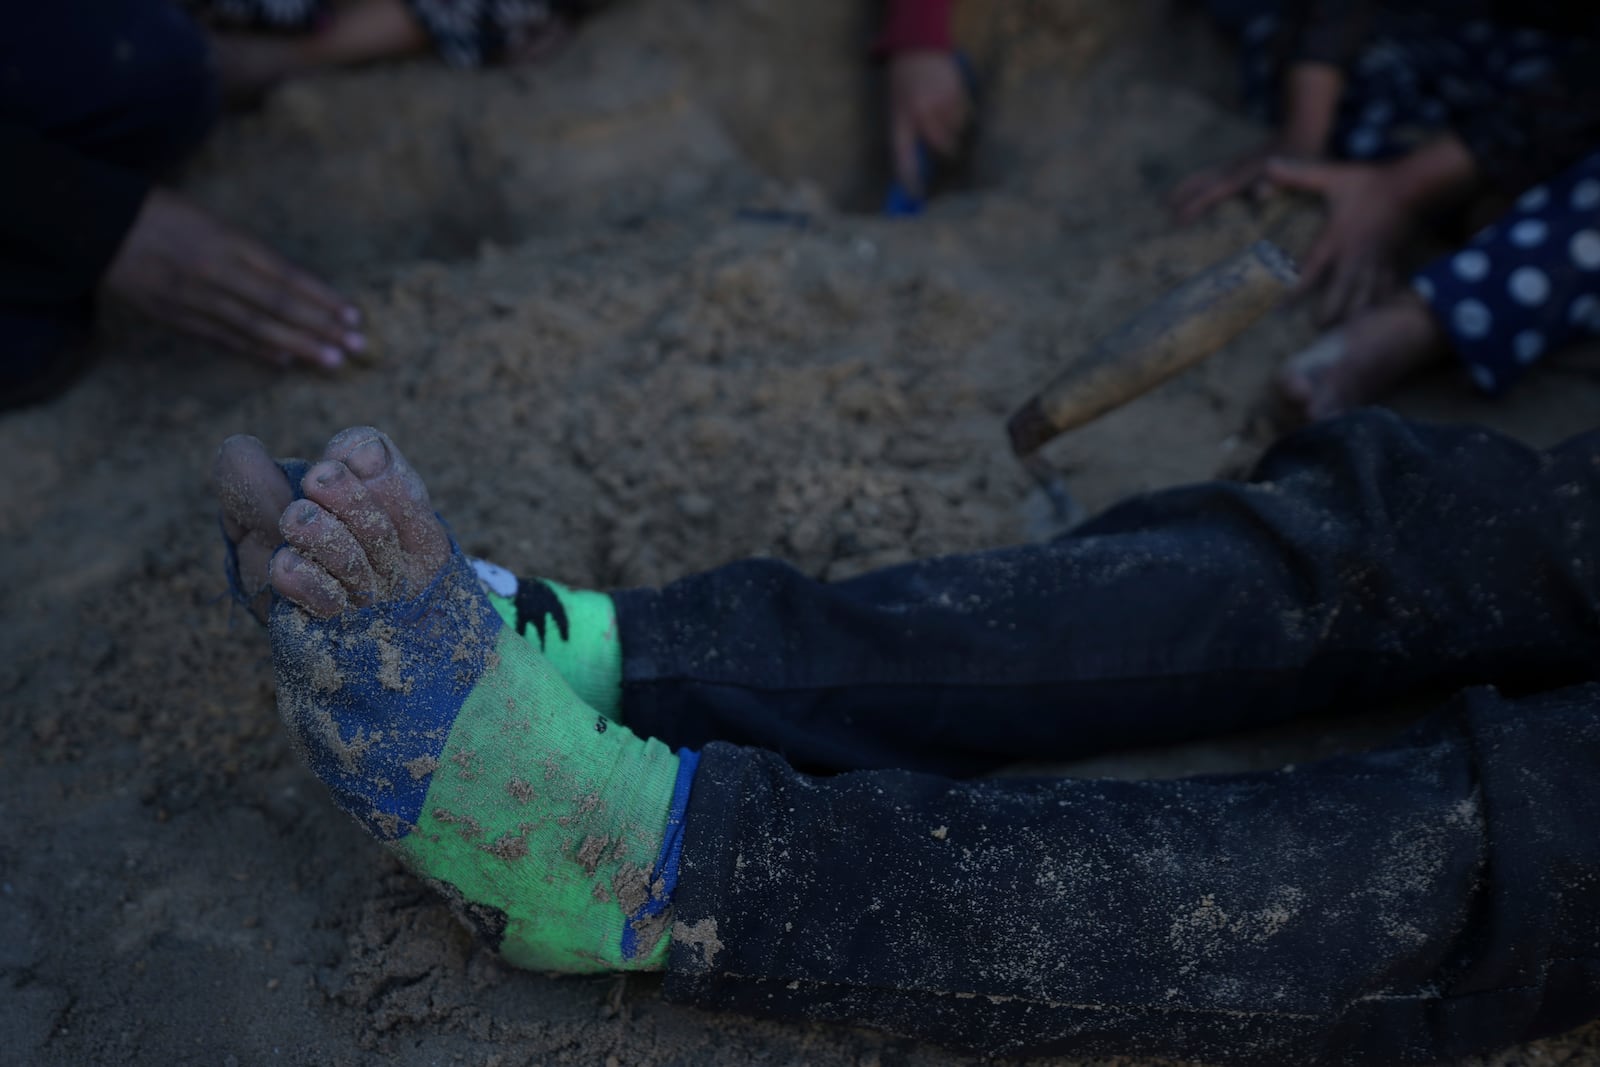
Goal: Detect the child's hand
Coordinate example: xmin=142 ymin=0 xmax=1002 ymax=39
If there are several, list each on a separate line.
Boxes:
xmin=888 ymin=50 xmax=972 ymax=196
xmin=1172 ymin=63 xmax=1343 ymax=225
xmin=1170 ymin=142 xmax=1281 ymax=225
xmin=1266 ymin=158 xmax=1412 ymax=326
xmin=103 ymin=189 xmax=364 ymax=367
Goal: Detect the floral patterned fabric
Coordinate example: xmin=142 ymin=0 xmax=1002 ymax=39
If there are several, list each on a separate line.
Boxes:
xmin=188 ymin=0 xmax=600 ymax=66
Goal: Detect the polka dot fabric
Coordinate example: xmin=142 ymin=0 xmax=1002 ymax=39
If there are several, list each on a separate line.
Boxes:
xmin=1414 ymin=149 xmax=1600 ymax=395
xmin=1233 ymin=8 xmax=1577 ymax=166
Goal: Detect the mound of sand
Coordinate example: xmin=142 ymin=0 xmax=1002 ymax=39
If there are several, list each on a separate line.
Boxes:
xmin=4 ymin=1 xmax=1600 ymax=1063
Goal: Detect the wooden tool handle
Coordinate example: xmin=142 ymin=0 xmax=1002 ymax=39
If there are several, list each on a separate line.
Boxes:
xmin=1008 ymin=238 xmax=1299 ymax=457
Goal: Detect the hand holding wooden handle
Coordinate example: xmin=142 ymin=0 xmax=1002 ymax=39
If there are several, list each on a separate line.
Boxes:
xmin=1008 ymin=239 xmax=1299 ymax=457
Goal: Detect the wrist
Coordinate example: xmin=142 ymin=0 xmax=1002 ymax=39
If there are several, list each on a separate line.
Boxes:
xmin=1278 ymin=62 xmax=1343 ymax=158
xmin=1385 ymin=136 xmax=1479 ymax=211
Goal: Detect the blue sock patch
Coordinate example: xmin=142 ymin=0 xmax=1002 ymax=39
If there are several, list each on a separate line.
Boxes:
xmin=269 ymin=546 xmax=503 ymax=840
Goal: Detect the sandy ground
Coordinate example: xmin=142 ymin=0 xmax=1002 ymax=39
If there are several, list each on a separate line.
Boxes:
xmin=5 ymin=1 xmax=1600 ymax=1063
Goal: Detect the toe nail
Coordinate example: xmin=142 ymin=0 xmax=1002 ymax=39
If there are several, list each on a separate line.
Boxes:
xmin=346 ymin=438 xmax=389 ymax=479
xmin=294 ymin=501 xmax=320 ymax=526
xmin=312 ymin=463 xmax=345 ymax=488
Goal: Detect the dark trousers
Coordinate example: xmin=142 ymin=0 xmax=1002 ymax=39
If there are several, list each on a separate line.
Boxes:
xmin=0 ymin=0 xmax=216 ymax=400
xmin=614 ymin=411 xmax=1600 ymax=1063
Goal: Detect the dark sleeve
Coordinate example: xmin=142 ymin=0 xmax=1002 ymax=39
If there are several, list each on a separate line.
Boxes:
xmin=1452 ymin=41 xmax=1600 ymax=193
xmin=0 ymin=120 xmax=149 ymax=308
xmin=1288 ymin=0 xmax=1377 ymax=66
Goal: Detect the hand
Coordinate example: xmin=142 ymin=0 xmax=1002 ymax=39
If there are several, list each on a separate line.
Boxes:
xmin=1170 ymin=141 xmax=1282 ymax=225
xmin=103 ymin=189 xmax=364 ymax=368
xmin=1265 ymin=157 xmax=1412 ymax=326
xmin=1171 ymin=63 xmax=1344 ymax=225
xmin=888 ymin=50 xmax=972 ymax=196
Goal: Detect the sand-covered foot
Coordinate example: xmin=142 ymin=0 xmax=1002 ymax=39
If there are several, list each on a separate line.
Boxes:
xmin=216 ymin=425 xmax=693 ymax=972
xmin=213 ymin=434 xmax=298 ymax=622
xmin=1277 ymin=294 xmax=1447 ymax=421
xmin=213 ymin=433 xmax=624 ymax=717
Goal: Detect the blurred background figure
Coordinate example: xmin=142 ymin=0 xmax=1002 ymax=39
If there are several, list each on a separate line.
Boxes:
xmin=1172 ymin=2 xmax=1600 ymax=418
xmin=197 ymin=0 xmax=603 ymax=99
xmin=2 ymin=0 xmax=364 ymax=412
xmin=877 ymin=0 xmax=973 ymax=210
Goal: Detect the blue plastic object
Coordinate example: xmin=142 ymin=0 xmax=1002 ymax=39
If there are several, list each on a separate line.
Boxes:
xmin=883 ymin=144 xmax=932 ymax=217
xmin=882 ymin=50 xmax=978 ymax=218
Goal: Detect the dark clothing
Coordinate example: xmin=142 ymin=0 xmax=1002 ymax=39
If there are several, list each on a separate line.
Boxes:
xmin=0 ymin=125 xmax=149 ymax=312
xmin=1290 ymin=2 xmax=1595 ymax=68
xmin=0 ymin=0 xmax=217 ymax=304
xmin=671 ymin=685 xmax=1600 ymax=1064
xmin=618 ymin=412 xmax=1600 ymax=778
xmin=1228 ymin=1 xmax=1600 ymax=192
xmin=0 ymin=0 xmax=217 ymax=407
xmin=613 ymin=410 xmax=1600 ymax=1062
xmin=1414 ymin=148 xmax=1600 ymax=396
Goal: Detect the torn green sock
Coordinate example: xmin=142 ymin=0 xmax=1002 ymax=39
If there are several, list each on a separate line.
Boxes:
xmin=472 ymin=559 xmax=623 ymax=721
xmin=273 ymin=550 xmax=683 ymax=973
xmin=391 ymin=622 xmax=678 ymax=971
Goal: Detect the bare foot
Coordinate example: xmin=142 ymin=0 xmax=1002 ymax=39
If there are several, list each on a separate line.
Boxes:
xmin=1277 ymin=293 xmax=1447 ymax=421
xmin=211 ymin=427 xmax=450 ymax=620
xmin=212 ymin=434 xmax=295 ymax=621
xmin=212 ymin=427 xmax=681 ymax=975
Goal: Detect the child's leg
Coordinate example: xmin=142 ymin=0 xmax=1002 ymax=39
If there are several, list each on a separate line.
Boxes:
xmin=612 ymin=411 xmax=1600 ymax=775
xmin=471 ymin=565 xmax=623 ymax=722
xmin=222 ymin=414 xmax=1600 ymax=778
xmin=1286 ymin=145 xmax=1600 ymax=417
xmin=665 ymin=680 xmax=1600 ymax=1064
xmin=1411 ymin=147 xmax=1600 ymax=396
xmin=219 ymin=424 xmax=1600 ymax=1062
xmin=217 ymin=428 xmax=689 ymax=972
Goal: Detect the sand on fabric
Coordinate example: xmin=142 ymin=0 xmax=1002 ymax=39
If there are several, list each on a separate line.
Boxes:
xmin=4 ymin=1 xmax=1600 ymax=1063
